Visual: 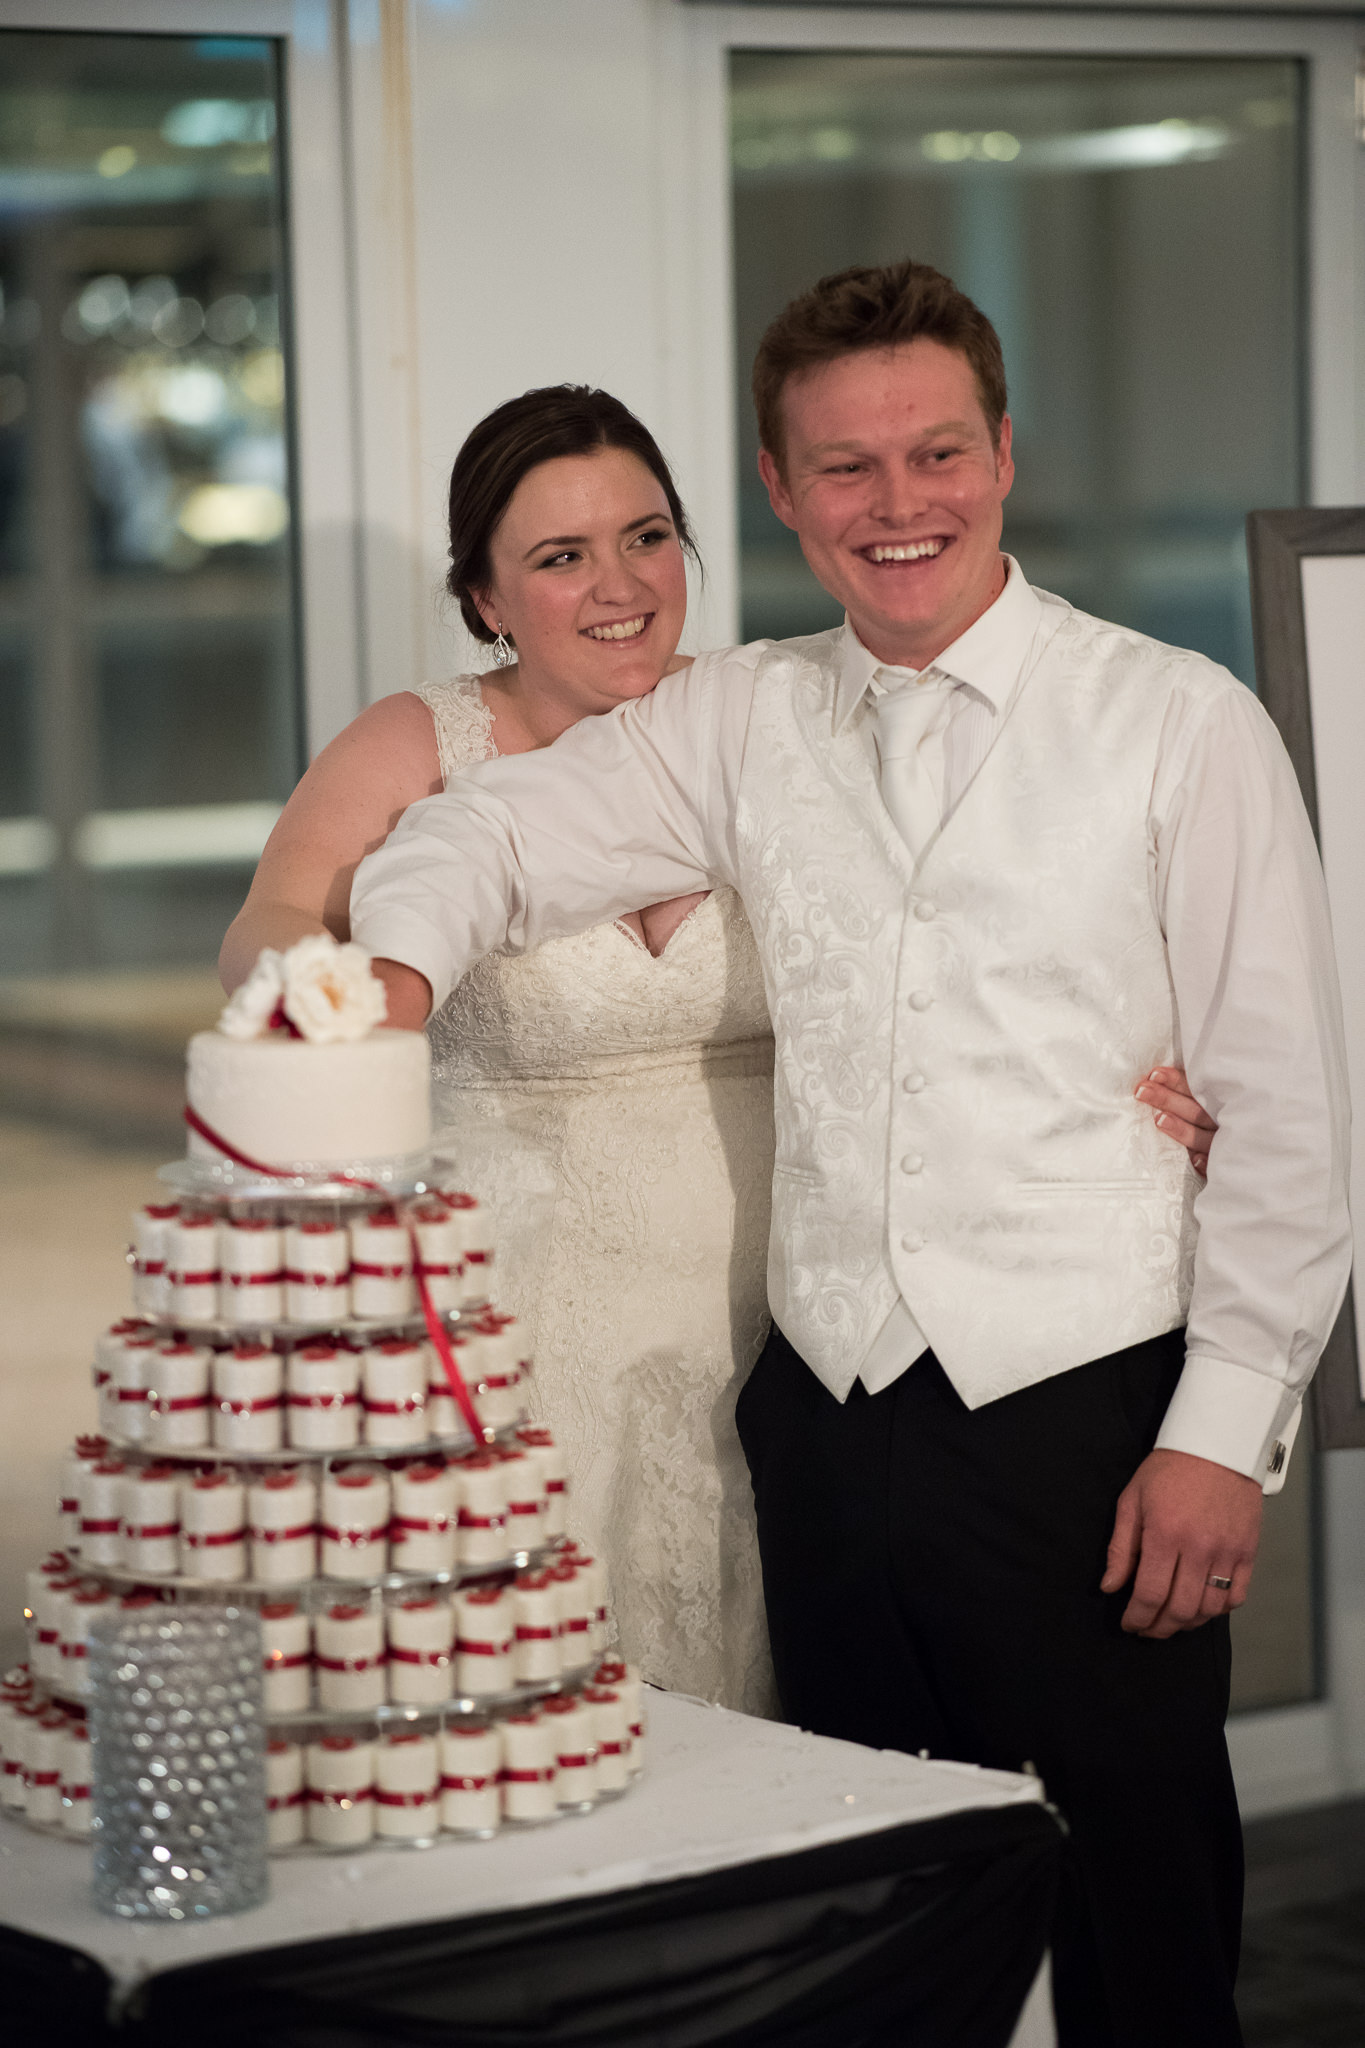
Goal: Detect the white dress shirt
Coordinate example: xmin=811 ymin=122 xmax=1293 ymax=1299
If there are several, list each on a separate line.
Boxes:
xmin=351 ymin=561 xmax=1351 ymax=1486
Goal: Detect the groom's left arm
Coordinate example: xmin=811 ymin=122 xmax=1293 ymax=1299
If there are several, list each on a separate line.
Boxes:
xmin=1102 ymin=671 xmax=1352 ymax=1638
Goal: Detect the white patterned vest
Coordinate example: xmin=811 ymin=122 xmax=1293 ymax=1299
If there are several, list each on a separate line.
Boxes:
xmin=740 ymin=593 xmax=1203 ymax=1407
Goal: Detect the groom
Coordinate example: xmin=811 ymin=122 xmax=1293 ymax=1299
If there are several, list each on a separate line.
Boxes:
xmin=351 ymin=262 xmax=1350 ymax=2044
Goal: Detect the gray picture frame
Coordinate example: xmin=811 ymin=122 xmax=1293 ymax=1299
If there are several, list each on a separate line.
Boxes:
xmin=1247 ymin=506 xmax=1365 ymax=1451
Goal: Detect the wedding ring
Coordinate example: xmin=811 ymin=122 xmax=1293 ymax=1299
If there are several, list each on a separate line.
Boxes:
xmin=1206 ymin=1575 xmax=1233 ymax=1591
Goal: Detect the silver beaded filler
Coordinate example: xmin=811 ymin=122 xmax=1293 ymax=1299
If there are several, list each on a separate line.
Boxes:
xmin=89 ymin=1604 xmax=268 ymax=1920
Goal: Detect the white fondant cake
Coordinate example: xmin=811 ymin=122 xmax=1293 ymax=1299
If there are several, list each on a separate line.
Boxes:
xmin=187 ymin=1029 xmax=431 ymax=1169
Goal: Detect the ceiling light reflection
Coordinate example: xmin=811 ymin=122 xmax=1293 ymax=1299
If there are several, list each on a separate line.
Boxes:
xmin=177 ymin=481 xmax=288 ymax=547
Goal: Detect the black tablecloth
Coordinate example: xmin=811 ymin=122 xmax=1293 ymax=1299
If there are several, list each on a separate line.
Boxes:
xmin=2 ymin=1800 xmax=1059 ymax=2047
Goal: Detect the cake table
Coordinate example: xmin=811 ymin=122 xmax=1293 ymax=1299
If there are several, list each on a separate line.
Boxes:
xmin=1 ymin=1690 xmax=1060 ymax=2045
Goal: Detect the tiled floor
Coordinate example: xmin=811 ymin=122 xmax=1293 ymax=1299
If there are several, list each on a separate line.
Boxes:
xmin=1240 ymin=1798 xmax=1365 ymax=2046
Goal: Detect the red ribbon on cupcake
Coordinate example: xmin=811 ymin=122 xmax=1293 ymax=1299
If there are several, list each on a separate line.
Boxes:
xmin=182 ymin=1105 xmax=484 ymax=1444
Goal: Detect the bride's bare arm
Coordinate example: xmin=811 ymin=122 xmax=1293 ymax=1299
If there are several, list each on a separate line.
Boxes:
xmin=219 ymin=693 xmax=444 ymax=994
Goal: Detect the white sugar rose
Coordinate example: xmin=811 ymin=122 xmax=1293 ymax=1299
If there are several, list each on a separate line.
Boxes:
xmin=280 ymin=934 xmax=388 ymax=1043
xmin=218 ymin=949 xmax=285 ymax=1040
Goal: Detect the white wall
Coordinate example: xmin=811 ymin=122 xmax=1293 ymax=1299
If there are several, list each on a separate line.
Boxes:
xmin=338 ymin=0 xmax=737 ymax=731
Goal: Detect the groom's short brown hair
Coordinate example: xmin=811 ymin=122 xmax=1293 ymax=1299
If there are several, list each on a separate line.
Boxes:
xmin=753 ymin=261 xmax=1008 ymax=469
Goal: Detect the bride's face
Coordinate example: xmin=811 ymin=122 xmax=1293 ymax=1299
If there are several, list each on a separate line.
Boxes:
xmin=476 ymin=447 xmax=689 ymax=715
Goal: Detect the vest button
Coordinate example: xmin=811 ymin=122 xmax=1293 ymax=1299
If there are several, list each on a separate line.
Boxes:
xmin=902 ymin=1072 xmax=926 ymax=1093
xmin=900 ymin=1232 xmax=925 ymax=1254
xmin=913 ymin=899 xmax=935 ymax=922
xmin=900 ymin=1154 xmax=924 ymax=1175
xmin=908 ymin=990 xmax=933 ymax=1011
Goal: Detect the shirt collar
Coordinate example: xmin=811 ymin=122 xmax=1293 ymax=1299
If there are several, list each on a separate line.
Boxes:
xmin=833 ymin=555 xmax=1042 ymax=731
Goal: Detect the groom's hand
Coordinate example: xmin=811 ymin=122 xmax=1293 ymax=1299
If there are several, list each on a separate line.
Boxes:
xmin=1101 ymin=1449 xmax=1262 ymax=1639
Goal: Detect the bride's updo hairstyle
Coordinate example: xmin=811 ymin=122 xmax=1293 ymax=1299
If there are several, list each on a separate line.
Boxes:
xmin=446 ymin=384 xmax=699 ymax=645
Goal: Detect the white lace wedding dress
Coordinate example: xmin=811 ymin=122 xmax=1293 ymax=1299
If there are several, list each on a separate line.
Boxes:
xmin=418 ymin=676 xmax=778 ymax=1716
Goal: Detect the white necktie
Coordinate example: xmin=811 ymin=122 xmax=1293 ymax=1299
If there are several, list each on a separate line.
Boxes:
xmin=872 ymin=672 xmax=956 ymax=860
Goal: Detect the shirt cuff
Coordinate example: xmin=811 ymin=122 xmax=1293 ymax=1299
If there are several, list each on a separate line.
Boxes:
xmin=349 ymin=908 xmax=454 ymax=1018
xmin=1154 ymin=1350 xmax=1302 ymax=1492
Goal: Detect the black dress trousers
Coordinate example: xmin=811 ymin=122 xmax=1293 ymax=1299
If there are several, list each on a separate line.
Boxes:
xmin=736 ymin=1322 xmax=1244 ymax=2048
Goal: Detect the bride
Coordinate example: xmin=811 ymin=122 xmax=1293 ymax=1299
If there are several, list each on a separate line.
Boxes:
xmin=222 ymin=383 xmax=1215 ymax=1715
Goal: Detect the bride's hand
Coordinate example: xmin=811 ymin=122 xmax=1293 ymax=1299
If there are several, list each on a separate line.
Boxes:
xmin=1135 ymin=1066 xmax=1217 ymax=1177
xmin=374 ymin=958 xmax=433 ymax=1030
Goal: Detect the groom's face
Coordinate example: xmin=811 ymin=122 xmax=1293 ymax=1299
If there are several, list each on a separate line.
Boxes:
xmin=758 ymin=340 xmax=1014 ymax=670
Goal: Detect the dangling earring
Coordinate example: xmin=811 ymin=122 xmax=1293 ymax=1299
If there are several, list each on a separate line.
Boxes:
xmin=491 ymin=624 xmax=513 ymax=668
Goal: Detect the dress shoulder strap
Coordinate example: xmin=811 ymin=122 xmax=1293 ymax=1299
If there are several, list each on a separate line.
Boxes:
xmin=415 ymin=675 xmax=498 ymax=783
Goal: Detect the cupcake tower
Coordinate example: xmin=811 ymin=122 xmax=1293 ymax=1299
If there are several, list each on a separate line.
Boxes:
xmin=9 ymin=1173 xmax=644 ymax=1854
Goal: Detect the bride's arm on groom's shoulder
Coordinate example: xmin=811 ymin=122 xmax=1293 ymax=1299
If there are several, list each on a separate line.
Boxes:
xmin=350 ymin=649 xmax=754 ymax=1022
xmin=219 ymin=693 xmax=444 ymax=995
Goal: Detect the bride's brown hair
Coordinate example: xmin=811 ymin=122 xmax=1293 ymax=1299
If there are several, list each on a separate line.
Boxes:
xmin=447 ymin=385 xmax=700 ymax=645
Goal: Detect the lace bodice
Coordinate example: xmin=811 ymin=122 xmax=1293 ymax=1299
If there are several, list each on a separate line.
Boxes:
xmin=414 ymin=675 xmax=778 ymax=1716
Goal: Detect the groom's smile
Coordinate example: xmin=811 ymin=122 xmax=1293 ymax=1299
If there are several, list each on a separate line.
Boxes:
xmin=758 ymin=337 xmax=1014 ymax=672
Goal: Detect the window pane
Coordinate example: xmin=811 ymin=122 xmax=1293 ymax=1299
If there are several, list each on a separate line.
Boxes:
xmin=731 ymin=50 xmax=1303 ymax=682
xmin=0 ymin=27 xmax=298 ymax=991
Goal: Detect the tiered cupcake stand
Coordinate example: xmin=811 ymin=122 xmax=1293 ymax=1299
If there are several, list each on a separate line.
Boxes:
xmin=5 ymin=1156 xmax=642 ymax=1855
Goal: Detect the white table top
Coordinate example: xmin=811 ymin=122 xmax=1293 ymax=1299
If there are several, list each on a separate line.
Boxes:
xmin=0 ymin=1690 xmax=1046 ymax=1999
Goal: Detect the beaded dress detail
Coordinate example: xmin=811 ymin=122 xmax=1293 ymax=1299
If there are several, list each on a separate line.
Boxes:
xmin=417 ymin=676 xmax=777 ymax=1716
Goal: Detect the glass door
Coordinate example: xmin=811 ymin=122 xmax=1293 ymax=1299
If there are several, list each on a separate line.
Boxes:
xmin=0 ymin=29 xmax=298 ymax=1007
xmin=712 ymin=13 xmax=1359 ymax=1740
xmin=731 ymin=48 xmax=1304 ymax=691
xmin=0 ymin=21 xmax=303 ymax=1668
